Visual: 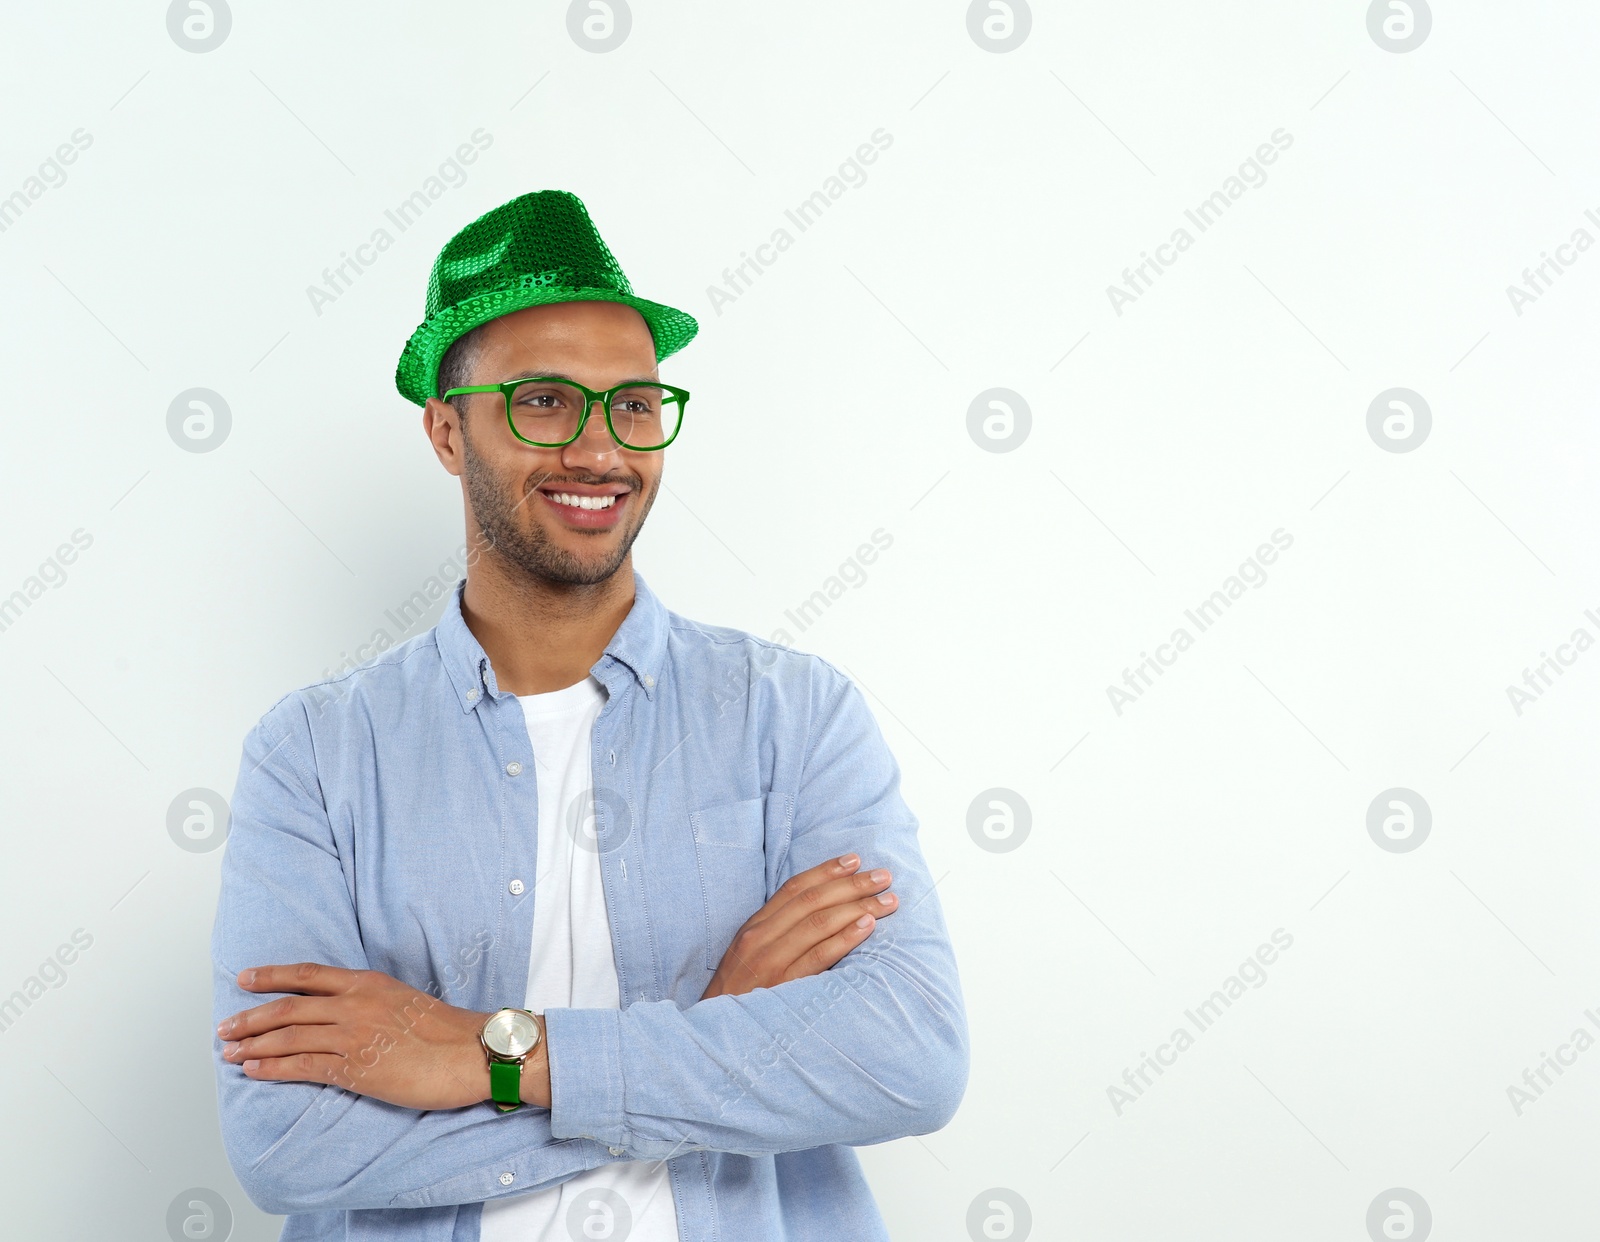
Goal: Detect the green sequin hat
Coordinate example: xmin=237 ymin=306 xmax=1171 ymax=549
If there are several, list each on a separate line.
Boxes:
xmin=394 ymin=189 xmax=699 ymax=407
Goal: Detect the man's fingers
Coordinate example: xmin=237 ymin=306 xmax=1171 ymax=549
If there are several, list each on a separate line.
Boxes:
xmin=761 ymin=869 xmax=896 ymax=940
xmin=703 ymin=854 xmax=891 ymax=998
xmin=796 ymin=894 xmax=896 ymax=946
xmin=747 ymin=854 xmax=864 ymax=928
xmin=236 ymin=962 xmax=361 ymax=996
xmin=239 ymin=1052 xmax=352 ymax=1086
xmin=783 ymin=912 xmax=878 ymax=983
xmin=223 ymin=1023 xmax=348 ymax=1064
xmin=763 ymin=893 xmax=895 ymax=973
xmin=219 ymin=993 xmax=342 ymax=1040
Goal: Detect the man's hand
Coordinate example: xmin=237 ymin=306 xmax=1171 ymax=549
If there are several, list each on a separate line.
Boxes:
xmin=701 ymin=853 xmax=896 ymax=1000
xmin=216 ymin=963 xmax=550 ymax=1110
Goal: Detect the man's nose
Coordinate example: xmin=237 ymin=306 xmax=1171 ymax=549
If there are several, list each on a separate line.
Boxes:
xmin=564 ymin=399 xmax=619 ymax=459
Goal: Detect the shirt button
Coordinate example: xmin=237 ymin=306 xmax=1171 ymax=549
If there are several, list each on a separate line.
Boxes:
xmin=508 ymin=879 xmax=525 ymax=896
xmin=466 ymin=688 xmax=479 ymax=702
xmin=498 ymin=1172 xmax=514 ymax=1186
xmin=609 ymin=1146 xmax=624 ymax=1156
xmin=641 ymin=674 xmax=654 ymax=689
xmin=506 ymin=761 xmax=523 ymax=776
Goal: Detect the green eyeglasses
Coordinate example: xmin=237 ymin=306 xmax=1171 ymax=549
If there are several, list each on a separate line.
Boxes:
xmin=443 ymin=376 xmax=689 ymax=451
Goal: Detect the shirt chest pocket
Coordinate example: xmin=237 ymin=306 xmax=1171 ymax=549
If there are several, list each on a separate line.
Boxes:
xmin=690 ymin=795 xmax=772 ymax=972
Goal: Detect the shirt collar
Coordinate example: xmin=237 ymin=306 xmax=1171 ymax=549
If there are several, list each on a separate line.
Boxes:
xmin=436 ymin=567 xmax=668 ymax=711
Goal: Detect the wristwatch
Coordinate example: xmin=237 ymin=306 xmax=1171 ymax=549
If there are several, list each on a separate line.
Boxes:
xmin=480 ymin=1008 xmax=542 ymax=1113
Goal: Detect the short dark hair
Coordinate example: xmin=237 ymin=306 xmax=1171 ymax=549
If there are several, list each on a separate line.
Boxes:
xmin=436 ymin=324 xmax=489 ymax=416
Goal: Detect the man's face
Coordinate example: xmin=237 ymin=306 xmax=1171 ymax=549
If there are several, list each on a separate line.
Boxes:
xmin=425 ymin=300 xmax=665 ymax=588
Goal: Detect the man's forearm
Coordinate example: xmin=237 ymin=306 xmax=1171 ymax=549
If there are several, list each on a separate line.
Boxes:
xmin=544 ymin=936 xmax=968 ymax=1160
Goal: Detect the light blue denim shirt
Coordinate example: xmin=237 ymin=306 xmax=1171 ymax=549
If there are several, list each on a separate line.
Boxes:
xmin=211 ymin=569 xmax=968 ymax=1241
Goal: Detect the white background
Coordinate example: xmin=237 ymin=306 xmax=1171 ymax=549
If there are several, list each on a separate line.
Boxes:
xmin=1 ymin=1 xmax=1597 ymax=1238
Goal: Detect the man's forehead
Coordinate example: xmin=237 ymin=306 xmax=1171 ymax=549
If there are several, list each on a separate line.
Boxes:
xmin=485 ymin=300 xmax=653 ymax=343
xmin=479 ymin=304 xmax=653 ymax=369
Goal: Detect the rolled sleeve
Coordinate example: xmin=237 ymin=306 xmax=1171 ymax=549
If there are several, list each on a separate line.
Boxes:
xmin=544 ymin=1006 xmax=627 ymax=1148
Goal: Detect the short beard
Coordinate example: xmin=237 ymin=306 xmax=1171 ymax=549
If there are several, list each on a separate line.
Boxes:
xmin=460 ymin=416 xmax=650 ymax=588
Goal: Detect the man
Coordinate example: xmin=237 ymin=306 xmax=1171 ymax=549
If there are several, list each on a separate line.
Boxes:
xmin=210 ymin=189 xmax=968 ymax=1241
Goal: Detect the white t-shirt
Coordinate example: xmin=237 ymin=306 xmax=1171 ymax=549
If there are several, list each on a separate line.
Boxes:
xmin=479 ymin=675 xmax=680 ymax=1242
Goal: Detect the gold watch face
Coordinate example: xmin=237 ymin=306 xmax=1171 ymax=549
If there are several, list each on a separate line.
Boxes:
xmin=482 ymin=1008 xmax=538 ymax=1058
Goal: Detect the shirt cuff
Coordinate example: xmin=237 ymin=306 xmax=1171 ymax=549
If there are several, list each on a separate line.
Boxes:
xmin=543 ymin=1006 xmax=626 ymax=1148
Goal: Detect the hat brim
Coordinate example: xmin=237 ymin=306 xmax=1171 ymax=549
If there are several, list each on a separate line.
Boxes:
xmin=395 ymin=284 xmax=699 ymax=407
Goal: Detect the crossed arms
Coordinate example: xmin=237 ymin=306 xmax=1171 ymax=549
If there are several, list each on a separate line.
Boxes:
xmin=210 ymin=674 xmax=969 ymax=1216
xmin=214 ymin=848 xmax=906 ymax=1109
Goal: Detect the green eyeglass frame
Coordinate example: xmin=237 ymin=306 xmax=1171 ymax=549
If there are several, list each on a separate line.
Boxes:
xmin=443 ymin=376 xmax=689 ymax=451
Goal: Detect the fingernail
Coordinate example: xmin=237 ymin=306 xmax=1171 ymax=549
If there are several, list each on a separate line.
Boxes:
xmin=222 ymin=1042 xmax=240 ymax=1057
xmin=838 ymin=854 xmax=859 ymax=868
xmin=855 ymin=914 xmax=874 ymax=928
xmin=870 ymin=869 xmax=889 ymax=883
xmin=877 ymin=893 xmax=896 ymax=907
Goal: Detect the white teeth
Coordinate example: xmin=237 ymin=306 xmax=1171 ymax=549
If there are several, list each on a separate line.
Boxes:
xmin=548 ymin=492 xmax=617 ymax=510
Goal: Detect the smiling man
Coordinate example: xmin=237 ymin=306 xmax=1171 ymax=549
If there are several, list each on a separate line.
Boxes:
xmin=210 ymin=190 xmax=968 ymax=1241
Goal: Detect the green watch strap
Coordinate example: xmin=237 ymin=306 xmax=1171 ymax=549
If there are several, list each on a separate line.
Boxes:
xmin=489 ymin=1059 xmax=522 ymax=1113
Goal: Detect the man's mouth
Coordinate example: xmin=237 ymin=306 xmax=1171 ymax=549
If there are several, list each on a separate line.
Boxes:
xmin=545 ymin=490 xmax=618 ymax=511
xmin=535 ymin=482 xmax=632 ymax=529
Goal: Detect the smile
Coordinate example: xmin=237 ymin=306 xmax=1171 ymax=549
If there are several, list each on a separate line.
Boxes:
xmin=545 ymin=492 xmax=617 ymax=510
xmin=535 ymin=485 xmax=631 ymax=530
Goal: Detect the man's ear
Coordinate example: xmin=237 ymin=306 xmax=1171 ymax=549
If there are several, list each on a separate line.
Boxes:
xmin=422 ymin=397 xmax=465 ymax=477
